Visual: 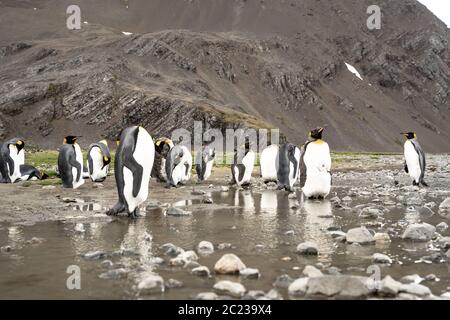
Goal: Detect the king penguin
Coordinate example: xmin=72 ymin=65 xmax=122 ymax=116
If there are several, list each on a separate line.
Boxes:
xmin=260 ymin=144 xmax=279 ymax=183
xmin=107 ymin=126 xmax=155 ymax=218
xmin=277 ymin=143 xmax=301 ymax=192
xmin=196 ymin=139 xmax=215 ymax=182
xmin=87 ymin=140 xmax=111 ymax=182
xmin=152 ymin=137 xmax=174 ymax=183
xmin=0 ymin=138 xmax=25 ymax=183
xmin=166 ymin=144 xmax=192 ymax=188
xmin=58 ymin=136 xmax=85 ymax=189
xmin=402 ymin=132 xmax=428 ymax=187
xmin=231 ymin=142 xmax=255 ymax=187
xmin=300 ymin=127 xmax=332 ymax=199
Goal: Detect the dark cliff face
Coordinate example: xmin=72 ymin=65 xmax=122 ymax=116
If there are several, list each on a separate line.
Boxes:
xmin=0 ymin=0 xmax=449 ymax=151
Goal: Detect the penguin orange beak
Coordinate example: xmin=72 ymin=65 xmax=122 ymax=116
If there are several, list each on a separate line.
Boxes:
xmin=319 ymin=127 xmax=324 ymax=133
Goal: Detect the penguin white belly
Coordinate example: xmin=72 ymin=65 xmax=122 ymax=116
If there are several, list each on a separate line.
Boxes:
xmin=302 ymin=142 xmax=331 ymax=198
xmin=404 ymin=141 xmax=421 ymax=183
xmin=172 ymin=163 xmax=186 ymax=185
xmin=261 ymin=145 xmax=279 ymax=182
xmin=123 ymin=128 xmax=154 ymax=213
xmin=8 ymin=145 xmax=22 ymax=183
xmin=240 ymin=151 xmax=255 ymax=185
xmin=89 ymin=147 xmax=108 ymax=182
xmin=180 ymin=147 xmax=192 ymax=182
xmin=203 ymin=159 xmax=214 ymax=181
xmin=72 ymin=144 xmax=85 ymax=189
xmin=288 ymin=147 xmax=301 ymax=188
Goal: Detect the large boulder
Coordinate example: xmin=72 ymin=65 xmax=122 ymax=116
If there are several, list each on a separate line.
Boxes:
xmin=346 ymin=227 xmax=375 ymax=245
xmin=401 ymin=223 xmax=436 ymax=241
xmin=305 ymin=276 xmax=371 ymax=298
xmin=213 ymin=281 xmax=246 ymax=298
xmin=214 ymin=254 xmax=246 ymax=274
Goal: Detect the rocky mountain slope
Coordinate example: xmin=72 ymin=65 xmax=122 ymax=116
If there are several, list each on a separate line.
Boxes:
xmin=0 ymin=0 xmax=449 ymax=151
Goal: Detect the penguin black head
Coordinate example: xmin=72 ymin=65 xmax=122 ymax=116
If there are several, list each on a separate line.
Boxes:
xmin=401 ymin=132 xmax=417 ymax=140
xmin=309 ymin=127 xmax=324 ymax=140
xmin=14 ymin=139 xmax=25 ymax=154
xmin=155 ymin=137 xmax=173 ymax=156
xmin=64 ymin=136 xmax=79 ymax=145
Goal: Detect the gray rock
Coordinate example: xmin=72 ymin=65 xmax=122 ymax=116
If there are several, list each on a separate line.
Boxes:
xmin=400 ymin=274 xmax=424 ymax=284
xmin=25 ymin=237 xmax=45 ymax=245
xmin=437 ymin=237 xmax=450 ymax=249
xmin=191 ymin=266 xmax=211 ymax=277
xmin=243 ymin=290 xmax=266 ymax=300
xmin=296 ymin=241 xmax=319 ymax=255
xmin=214 ymin=254 xmax=246 ymax=274
xmin=446 ymin=249 xmax=450 ymax=258
xmin=99 ymin=268 xmax=128 ymax=280
xmin=273 ymin=274 xmax=295 ymax=288
xmin=288 ymin=278 xmax=309 ymax=296
xmin=197 ymin=241 xmax=214 ymax=254
xmin=303 ymin=265 xmax=324 ymax=278
xmin=439 ymin=198 xmax=450 ymax=212
xmin=82 ymin=251 xmax=107 ymax=260
xmin=177 ymin=250 xmax=199 ymax=262
xmin=378 ymin=276 xmax=402 ymax=297
xmin=265 ymin=289 xmax=283 ymax=300
xmin=217 ymin=243 xmax=232 ymax=250
xmin=137 ymin=274 xmax=165 ymax=295
xmin=373 ymin=253 xmax=393 ymax=264
xmin=373 ymin=233 xmax=391 ymax=242
xmin=346 ymin=227 xmax=375 ymax=245
xmin=401 ymin=223 xmax=436 ymax=241
xmin=100 ymin=260 xmax=114 ymax=269
xmin=359 ymin=207 xmax=382 ymax=219
xmin=160 ymin=243 xmax=184 ymax=257
xmin=165 ymin=207 xmax=191 ymax=217
xmin=436 ymin=222 xmax=449 ymax=233
xmin=239 ymin=268 xmax=260 ymax=279
xmin=203 ymin=197 xmax=213 ymax=204
xmin=214 ymin=281 xmax=246 ymax=298
xmin=184 ymin=261 xmax=201 ymax=269
xmin=220 ymin=186 xmax=230 ymax=192
xmin=165 ymin=278 xmax=184 ymax=289
xmin=400 ymin=283 xmax=432 ymax=297
xmin=196 ymin=292 xmax=219 ymax=300
xmin=306 ymin=276 xmax=371 ymax=298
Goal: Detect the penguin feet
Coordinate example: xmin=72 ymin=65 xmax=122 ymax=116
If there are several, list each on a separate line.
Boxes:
xmin=128 ymin=208 xmax=141 ymax=219
xmin=106 ymin=202 xmax=126 ymax=216
xmin=413 ymin=181 xmax=420 ymax=187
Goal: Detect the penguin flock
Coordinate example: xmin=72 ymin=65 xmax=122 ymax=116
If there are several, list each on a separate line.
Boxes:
xmin=0 ymin=126 xmax=429 ymax=219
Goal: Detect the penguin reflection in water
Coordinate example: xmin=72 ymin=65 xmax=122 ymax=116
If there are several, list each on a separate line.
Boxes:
xmin=107 ymin=126 xmax=155 ymax=218
xmin=58 ymin=136 xmax=85 ymax=189
xmin=402 ymin=132 xmax=428 ymax=187
xmin=231 ymin=142 xmax=255 ymax=187
xmin=300 ymin=127 xmax=332 ymax=199
xmin=86 ymin=140 xmax=111 ymax=182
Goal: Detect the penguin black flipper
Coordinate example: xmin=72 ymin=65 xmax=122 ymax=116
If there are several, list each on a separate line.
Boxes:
xmin=411 ymin=140 xmax=427 ymax=185
xmin=299 ymin=142 xmax=310 ymax=188
xmin=68 ymin=151 xmax=82 ymax=182
xmin=122 ymin=149 xmax=143 ymax=198
xmin=404 ymin=161 xmax=409 ymax=174
xmin=88 ymin=155 xmax=94 ymax=176
xmin=287 ymin=145 xmax=299 ymax=180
